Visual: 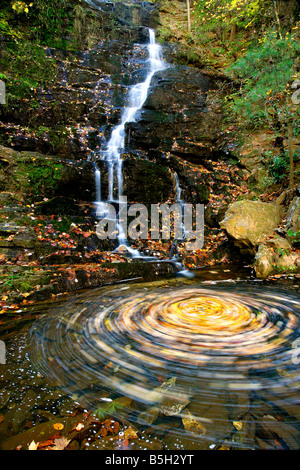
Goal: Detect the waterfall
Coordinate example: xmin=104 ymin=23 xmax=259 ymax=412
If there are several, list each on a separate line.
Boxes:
xmin=95 ymin=166 xmax=101 ymax=202
xmin=174 ymin=171 xmax=183 ymax=204
xmin=95 ymin=28 xmax=166 ymax=252
xmin=173 ymin=171 xmax=194 ymax=277
xmin=174 ymin=171 xmax=186 ymax=243
xmin=102 ymin=27 xmax=165 ymax=203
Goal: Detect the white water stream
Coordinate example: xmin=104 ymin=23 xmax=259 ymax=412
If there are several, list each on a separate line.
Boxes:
xmin=95 ymin=29 xmax=166 ymax=251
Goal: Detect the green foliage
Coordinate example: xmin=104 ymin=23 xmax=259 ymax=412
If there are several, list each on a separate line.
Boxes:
xmin=28 ymin=0 xmax=72 ymax=47
xmin=2 ymin=272 xmax=32 ymax=293
xmin=196 ymin=0 xmax=269 ymax=30
xmin=0 ymin=0 xmax=74 ymax=48
xmin=22 ymin=159 xmax=64 ymax=199
xmin=226 ymin=31 xmax=300 ymax=128
xmin=0 ymin=10 xmax=20 ymax=37
xmin=0 ymin=39 xmax=56 ymax=103
xmin=263 ymin=150 xmax=289 ymax=183
xmin=94 ymin=400 xmax=125 ymax=420
xmin=287 ymin=227 xmax=300 ymax=242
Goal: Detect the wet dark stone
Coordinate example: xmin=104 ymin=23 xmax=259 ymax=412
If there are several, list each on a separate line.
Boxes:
xmin=122 ymin=158 xmax=174 ymax=204
xmin=125 ymin=65 xmax=229 ymax=164
xmin=35 ymin=196 xmax=87 ymax=216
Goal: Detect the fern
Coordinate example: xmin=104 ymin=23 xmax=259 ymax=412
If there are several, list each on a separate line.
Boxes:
xmin=94 ymin=400 xmax=125 ymax=420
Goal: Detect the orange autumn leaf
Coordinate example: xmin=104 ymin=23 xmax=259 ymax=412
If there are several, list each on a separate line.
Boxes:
xmin=124 ymin=426 xmax=138 ymax=440
xmin=38 ymin=440 xmax=54 ymax=449
xmin=118 ymin=439 xmax=129 ymax=450
xmin=53 ymin=423 xmax=64 ymax=430
xmin=75 ymin=422 xmax=85 ymax=431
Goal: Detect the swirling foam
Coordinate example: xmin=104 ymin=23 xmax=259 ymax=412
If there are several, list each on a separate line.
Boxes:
xmin=30 ymin=283 xmax=300 ymax=405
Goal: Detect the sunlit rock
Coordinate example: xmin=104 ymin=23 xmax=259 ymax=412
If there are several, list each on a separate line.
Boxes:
xmin=220 ymin=200 xmax=282 ymax=254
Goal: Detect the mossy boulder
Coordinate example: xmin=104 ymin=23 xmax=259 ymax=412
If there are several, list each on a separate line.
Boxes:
xmin=286 ymin=196 xmax=300 ymax=245
xmin=220 ymin=200 xmax=283 ymax=254
xmin=254 ymin=237 xmax=300 ymax=279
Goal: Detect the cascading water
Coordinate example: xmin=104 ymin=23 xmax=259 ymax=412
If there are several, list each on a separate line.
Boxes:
xmin=95 ymin=165 xmax=101 ymax=202
xmin=174 ymin=171 xmax=186 ymax=241
xmin=94 ymin=29 xmax=166 ymax=252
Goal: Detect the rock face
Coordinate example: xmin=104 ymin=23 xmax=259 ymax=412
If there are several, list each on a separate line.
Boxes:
xmin=85 ymin=0 xmax=158 ymax=30
xmin=125 ymin=65 xmax=229 ymax=163
xmin=254 ymin=237 xmax=300 ymax=279
xmin=220 ymin=201 xmax=282 ymax=254
xmin=122 ymin=159 xmax=174 ymax=204
xmin=286 ymin=196 xmax=300 ymax=245
xmin=0 ymin=0 xmax=159 ymax=159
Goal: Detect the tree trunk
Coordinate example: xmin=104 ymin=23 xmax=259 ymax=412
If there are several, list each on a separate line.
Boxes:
xmin=230 ymin=22 xmax=237 ymax=42
xmin=187 ymin=0 xmax=191 ymax=33
xmin=272 ymin=0 xmax=282 ymax=39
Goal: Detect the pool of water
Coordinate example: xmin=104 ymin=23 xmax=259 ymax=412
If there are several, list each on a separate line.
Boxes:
xmin=1 ymin=266 xmax=300 ymax=450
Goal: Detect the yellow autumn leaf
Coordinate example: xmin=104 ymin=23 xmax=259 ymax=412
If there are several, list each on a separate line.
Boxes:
xmin=233 ymin=421 xmax=243 ymax=430
xmin=124 ymin=426 xmax=138 ymax=440
xmin=52 ymin=437 xmax=71 ymax=450
xmin=53 ymin=423 xmax=64 ymax=430
xmin=28 ymin=440 xmax=39 ymax=450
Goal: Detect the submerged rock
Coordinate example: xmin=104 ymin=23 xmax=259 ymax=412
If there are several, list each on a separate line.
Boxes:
xmin=0 ymin=415 xmax=80 ymax=450
xmin=155 ymin=377 xmax=190 ymax=416
xmin=181 ymin=410 xmax=207 ymax=436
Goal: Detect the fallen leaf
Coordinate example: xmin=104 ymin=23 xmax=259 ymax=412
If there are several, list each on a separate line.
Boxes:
xmin=52 ymin=437 xmax=71 ymax=450
xmin=124 ymin=426 xmax=138 ymax=440
xmin=117 ymin=439 xmax=129 ymax=450
xmin=112 ymin=421 xmax=120 ymax=434
xmin=53 ymin=423 xmax=64 ymax=431
xmin=75 ymin=422 xmax=85 ymax=431
xmin=28 ymin=440 xmax=39 ymax=450
xmin=38 ymin=440 xmax=54 ymax=449
xmin=233 ymin=421 xmax=243 ymax=430
xmin=182 ymin=411 xmax=206 ymax=435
